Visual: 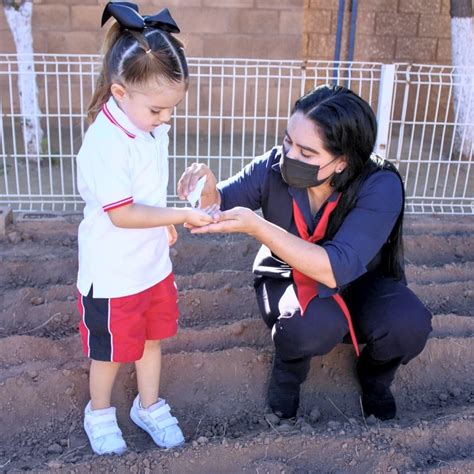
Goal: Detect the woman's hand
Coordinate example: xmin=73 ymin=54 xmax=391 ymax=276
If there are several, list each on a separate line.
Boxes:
xmin=190 ymin=207 xmax=259 ymax=235
xmin=166 ymin=224 xmax=178 ymax=246
xmin=177 ymin=163 xmax=220 ymax=208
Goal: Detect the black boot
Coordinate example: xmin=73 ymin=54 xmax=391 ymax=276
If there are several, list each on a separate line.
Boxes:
xmin=267 ymin=353 xmax=311 ymax=419
xmin=356 ymin=351 xmax=401 ymax=421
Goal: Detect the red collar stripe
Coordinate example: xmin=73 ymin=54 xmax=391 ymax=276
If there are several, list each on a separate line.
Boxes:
xmin=102 ymin=103 xmax=136 ymax=139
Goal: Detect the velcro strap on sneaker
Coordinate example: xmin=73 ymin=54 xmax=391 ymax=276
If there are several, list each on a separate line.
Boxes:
xmin=156 ymin=416 xmax=179 ymax=430
xmin=87 ymin=413 xmax=118 ymax=427
xmin=149 ymin=404 xmax=171 ymax=420
xmin=90 ymin=424 xmax=122 ymax=440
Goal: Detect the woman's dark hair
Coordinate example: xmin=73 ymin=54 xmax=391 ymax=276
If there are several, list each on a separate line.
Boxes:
xmin=293 ymin=84 xmax=405 ymax=279
xmin=87 ymin=21 xmax=188 ymax=123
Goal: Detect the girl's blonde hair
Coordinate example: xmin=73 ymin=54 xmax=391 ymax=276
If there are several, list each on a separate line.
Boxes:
xmin=87 ymin=21 xmax=188 ymax=124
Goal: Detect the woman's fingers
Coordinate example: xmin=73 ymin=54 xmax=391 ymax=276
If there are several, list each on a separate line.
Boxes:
xmin=190 ymin=211 xmax=241 ymax=234
xmin=185 ymin=207 xmax=251 ymax=234
xmin=177 ymin=163 xmax=208 ymax=200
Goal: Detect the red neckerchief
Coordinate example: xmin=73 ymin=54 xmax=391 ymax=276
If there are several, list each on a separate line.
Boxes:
xmin=292 ymin=195 xmax=359 ymax=356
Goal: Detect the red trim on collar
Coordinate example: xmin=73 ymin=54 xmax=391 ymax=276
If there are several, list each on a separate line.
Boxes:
xmin=102 ymin=103 xmax=136 ymax=139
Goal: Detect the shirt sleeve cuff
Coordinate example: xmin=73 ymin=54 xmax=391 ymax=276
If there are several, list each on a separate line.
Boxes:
xmin=318 ymin=283 xmax=337 ymax=298
xmin=324 ymin=242 xmax=367 ymax=288
xmin=102 ymin=196 xmax=133 ymax=212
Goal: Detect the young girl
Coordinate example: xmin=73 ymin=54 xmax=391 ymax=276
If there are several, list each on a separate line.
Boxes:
xmin=76 ymin=2 xmax=214 ymax=455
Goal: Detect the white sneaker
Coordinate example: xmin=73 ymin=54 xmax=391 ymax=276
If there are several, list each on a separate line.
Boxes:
xmin=83 ymin=401 xmax=127 ymax=455
xmin=130 ymin=395 xmax=185 ymax=448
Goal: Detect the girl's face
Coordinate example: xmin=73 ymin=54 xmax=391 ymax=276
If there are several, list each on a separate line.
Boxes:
xmin=283 ymin=111 xmax=346 ymax=181
xmin=111 ymin=80 xmax=187 ymax=133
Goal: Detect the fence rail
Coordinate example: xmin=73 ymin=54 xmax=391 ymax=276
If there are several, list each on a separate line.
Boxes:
xmin=0 ymin=55 xmax=473 ymax=214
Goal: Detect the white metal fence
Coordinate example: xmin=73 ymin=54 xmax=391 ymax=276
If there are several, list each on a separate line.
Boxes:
xmin=0 ymin=54 xmax=473 ymax=214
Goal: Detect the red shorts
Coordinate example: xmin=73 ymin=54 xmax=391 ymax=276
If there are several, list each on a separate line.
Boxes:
xmin=77 ymin=273 xmax=179 ymax=363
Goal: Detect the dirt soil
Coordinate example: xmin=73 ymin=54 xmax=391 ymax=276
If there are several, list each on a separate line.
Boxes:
xmin=0 ymin=214 xmax=473 ymax=473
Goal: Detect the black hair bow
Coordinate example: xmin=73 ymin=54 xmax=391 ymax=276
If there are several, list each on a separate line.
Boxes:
xmin=101 ymin=1 xmax=180 ymax=33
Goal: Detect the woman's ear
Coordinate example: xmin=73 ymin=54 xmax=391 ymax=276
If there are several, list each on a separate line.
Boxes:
xmin=336 ymin=156 xmax=347 ymax=173
xmin=111 ymin=83 xmax=126 ymax=101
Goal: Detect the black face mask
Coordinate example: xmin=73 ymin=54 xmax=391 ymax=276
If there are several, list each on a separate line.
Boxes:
xmin=279 ymin=148 xmax=337 ymax=188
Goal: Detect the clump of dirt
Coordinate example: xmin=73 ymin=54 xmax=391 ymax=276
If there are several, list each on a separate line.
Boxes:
xmin=0 ymin=214 xmax=473 ymax=472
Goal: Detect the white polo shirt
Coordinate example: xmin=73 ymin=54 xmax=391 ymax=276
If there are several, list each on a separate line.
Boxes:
xmin=76 ymin=97 xmax=172 ymax=298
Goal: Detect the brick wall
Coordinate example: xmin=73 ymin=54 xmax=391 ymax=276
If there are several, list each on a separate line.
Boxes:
xmin=0 ymin=0 xmax=304 ymax=59
xmin=0 ymin=0 xmax=454 ymax=64
xmin=304 ymin=0 xmax=452 ymax=64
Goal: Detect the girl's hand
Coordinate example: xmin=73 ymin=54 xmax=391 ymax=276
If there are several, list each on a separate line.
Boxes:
xmin=185 ymin=206 xmax=221 ymax=228
xmin=190 ymin=207 xmax=258 ymax=235
xmin=177 ymin=163 xmax=220 ymax=207
xmin=166 ymin=224 xmax=178 ymax=246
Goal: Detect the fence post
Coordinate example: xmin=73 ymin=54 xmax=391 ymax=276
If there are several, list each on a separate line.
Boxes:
xmin=374 ymin=64 xmax=395 ymax=158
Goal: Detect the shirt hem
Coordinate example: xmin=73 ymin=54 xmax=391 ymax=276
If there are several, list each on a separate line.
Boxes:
xmin=77 ymin=267 xmax=173 ymax=299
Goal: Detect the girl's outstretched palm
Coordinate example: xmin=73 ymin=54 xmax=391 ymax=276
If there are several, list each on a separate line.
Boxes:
xmin=190 ymin=207 xmax=259 ymax=235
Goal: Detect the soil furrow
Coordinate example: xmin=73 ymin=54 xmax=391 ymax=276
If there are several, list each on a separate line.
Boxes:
xmin=1 ymin=279 xmax=472 ymax=336
xmin=0 ymin=215 xmax=472 ymax=472
xmin=1 ymin=336 xmax=472 ymax=445
xmin=1 ymin=233 xmax=473 ymax=289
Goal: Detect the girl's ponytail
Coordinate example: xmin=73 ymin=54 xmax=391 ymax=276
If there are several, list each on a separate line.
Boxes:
xmin=87 ymin=22 xmax=122 ymax=124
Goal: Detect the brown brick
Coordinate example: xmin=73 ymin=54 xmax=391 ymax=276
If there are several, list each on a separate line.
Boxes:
xmin=71 ymin=6 xmax=103 ymax=31
xmin=202 ymin=34 xmax=302 ymax=59
xmin=357 ymin=12 xmax=376 ymax=35
xmin=329 ymin=9 xmax=376 ymax=36
xmin=0 ymin=8 xmax=9 ymax=30
xmin=441 ymin=0 xmax=450 ymax=15
xmin=304 ymin=10 xmax=332 ymax=34
xmin=1 ymin=29 xmax=16 ymax=52
xmin=256 ymin=0 xmax=304 ymax=9
xmin=396 ymin=37 xmax=437 ymax=61
xmin=33 ymin=5 xmax=70 ymax=31
xmin=33 ymin=32 xmax=48 ymax=52
xmin=437 ymin=38 xmax=451 ymax=63
xmin=231 ymin=10 xmax=280 ymax=34
xmin=310 ymin=0 xmax=341 ymax=9
xmin=179 ymin=34 xmax=204 ymax=57
xmin=419 ymin=14 xmax=451 ymax=38
xmin=39 ymin=0 xmax=97 ymax=3
xmin=152 ymin=0 xmax=202 ymax=6
xmin=307 ymin=34 xmax=336 ymax=60
xmin=173 ymin=9 xmax=231 ymax=34
xmin=47 ymin=31 xmax=101 ymax=54
xmin=375 ymin=13 xmax=419 ymax=36
xmin=353 ymin=35 xmax=396 ymax=61
xmin=399 ymin=0 xmax=441 ymax=14
xmin=203 ymin=0 xmax=253 ymax=7
xmin=358 ymin=0 xmax=398 ymax=12
xmin=1 ymin=23 xmax=47 ymax=53
xmin=280 ymin=10 xmax=305 ymax=35
xmin=330 ymin=9 xmax=351 ymax=34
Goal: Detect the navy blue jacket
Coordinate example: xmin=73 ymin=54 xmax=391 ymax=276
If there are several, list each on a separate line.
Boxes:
xmin=218 ymin=146 xmax=404 ymax=297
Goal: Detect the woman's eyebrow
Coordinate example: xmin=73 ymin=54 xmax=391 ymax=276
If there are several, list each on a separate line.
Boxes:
xmin=285 ymin=129 xmax=319 ymax=154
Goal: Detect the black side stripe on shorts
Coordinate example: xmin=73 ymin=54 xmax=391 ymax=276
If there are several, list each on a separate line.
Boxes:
xmin=82 ymin=289 xmax=113 ymax=361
